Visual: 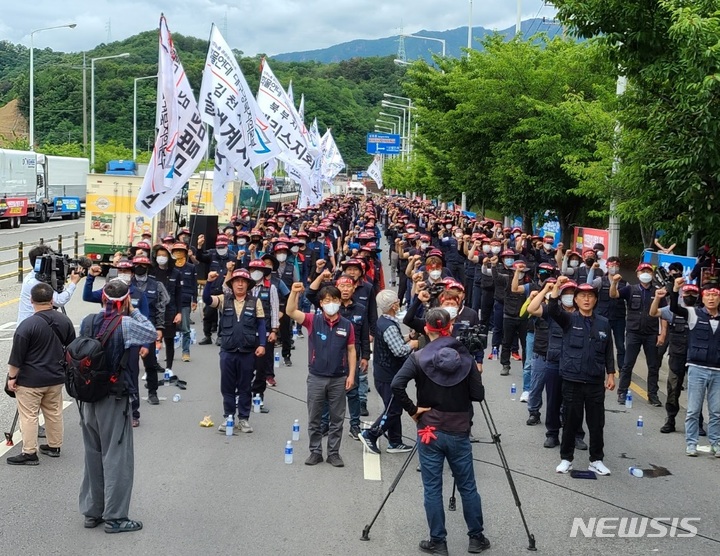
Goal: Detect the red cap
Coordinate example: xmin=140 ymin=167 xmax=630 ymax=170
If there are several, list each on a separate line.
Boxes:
xmin=115 ymin=259 xmax=133 ymax=269
xmin=575 ymin=283 xmax=598 ymax=296
xmin=131 ymin=256 xmax=151 ymax=266
xmin=442 ymin=279 xmax=465 ymax=292
xmin=248 ymin=259 xmax=269 ymax=271
xmin=135 ymin=241 xmax=151 ymax=251
xmin=637 ymin=263 xmax=653 ymax=272
xmin=171 ymin=242 xmax=188 ymax=252
xmin=559 ymin=280 xmax=578 ymax=292
xmin=228 ymin=268 xmax=255 ymax=286
xmin=341 ymin=258 xmax=366 ymax=273
xmin=215 ymin=235 xmax=229 ymax=246
xmin=683 ymin=284 xmax=699 ymax=294
xmin=501 ymin=249 xmax=516 ymax=257
xmin=274 ymin=242 xmax=289 ymax=251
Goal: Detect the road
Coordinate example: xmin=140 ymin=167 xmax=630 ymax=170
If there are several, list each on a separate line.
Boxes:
xmin=0 ymin=236 xmax=718 ymax=555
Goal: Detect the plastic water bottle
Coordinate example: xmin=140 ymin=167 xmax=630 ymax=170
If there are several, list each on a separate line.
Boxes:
xmin=155 ymin=340 xmax=161 ymax=358
xmin=293 ymin=327 xmax=298 ymax=338
xmin=284 ymin=441 xmax=294 ymax=464
xmin=637 ymin=415 xmax=644 ymax=435
xmin=164 ymin=369 xmax=171 ymax=383
xmin=253 ymin=394 xmax=262 ymax=413
xmin=274 ymin=351 xmax=281 ymax=368
xmin=190 ymin=328 xmax=197 ymax=344
xmin=174 ymin=333 xmax=181 ymax=348
xmin=226 ymin=415 xmax=234 ymax=437
xmin=292 ymin=419 xmax=300 ymax=441
xmin=625 ymin=392 xmax=633 ymax=409
xmin=172 ymin=393 xmax=181 ymax=402
xmin=629 ymin=466 xmax=644 ymax=478
xmin=510 ymin=383 xmax=517 ymax=401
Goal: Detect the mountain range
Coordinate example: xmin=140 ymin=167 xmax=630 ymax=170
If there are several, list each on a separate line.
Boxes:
xmin=273 ymin=18 xmax=566 ymax=64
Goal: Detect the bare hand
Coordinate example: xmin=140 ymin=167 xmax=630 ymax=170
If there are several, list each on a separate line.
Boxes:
xmin=611 ymin=273 xmax=623 ymax=283
xmin=173 ymin=313 xmax=182 ymax=325
xmin=191 ymin=302 xmax=198 ymax=312
xmin=418 ymin=290 xmax=431 ymax=303
xmin=655 ymin=287 xmax=667 ymax=299
xmin=321 ymin=269 xmax=332 ymax=281
xmin=291 ymin=282 xmax=305 ymax=293
xmin=606 ymin=373 xmax=616 ymax=391
xmin=255 ymin=346 xmax=266 ymax=357
xmin=359 ymin=359 xmax=369 ymax=373
xmin=89 ymin=265 xmax=102 ymax=277
xmin=316 ymin=259 xmax=326 ymax=270
xmin=412 ymin=406 xmax=431 ymax=423
xmin=139 ymin=347 xmax=149 ymax=358
xmin=156 ymin=330 xmax=163 ymax=341
xmin=69 ymin=271 xmax=83 ymax=284
xmin=345 ymin=375 xmax=356 ymax=391
xmin=197 ymin=234 xmax=205 ymax=247
xmin=207 ymin=271 xmax=219 ymax=282
xmin=674 ymin=277 xmax=685 ymax=292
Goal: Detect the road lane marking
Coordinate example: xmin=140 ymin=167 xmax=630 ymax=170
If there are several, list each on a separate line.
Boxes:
xmin=0 ymin=322 xmax=16 ymax=330
xmin=0 ymin=298 xmax=20 ymax=308
xmin=363 ymin=448 xmax=382 ymax=481
xmin=0 ymin=401 xmax=73 ymax=458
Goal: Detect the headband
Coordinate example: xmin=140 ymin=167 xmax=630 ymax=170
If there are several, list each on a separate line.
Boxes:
xmin=426 ymin=320 xmax=452 ymax=337
xmin=703 ymin=288 xmax=720 ymax=296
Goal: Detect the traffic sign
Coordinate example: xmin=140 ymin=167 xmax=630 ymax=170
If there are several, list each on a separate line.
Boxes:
xmin=366 ymin=133 xmax=401 ymax=154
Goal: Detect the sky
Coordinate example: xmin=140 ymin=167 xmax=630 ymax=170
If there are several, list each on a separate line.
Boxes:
xmin=1 ymin=0 xmax=557 ymax=56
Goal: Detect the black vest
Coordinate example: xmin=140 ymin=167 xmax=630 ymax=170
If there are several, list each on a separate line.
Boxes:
xmin=668 ymin=313 xmax=689 ymax=358
xmin=308 ymin=313 xmax=352 ymax=377
xmin=136 ymin=277 xmax=159 ymax=324
xmin=626 ymin=284 xmax=659 ymax=335
xmin=373 ymin=316 xmax=408 ymax=383
xmin=686 ymin=309 xmax=720 ymax=368
xmin=255 ymin=283 xmax=272 ymax=327
xmin=534 ymin=317 xmax=549 ymax=356
xmin=597 ymin=276 xmax=627 ymax=320
xmin=559 ymin=313 xmax=612 ymax=383
xmin=219 ymin=294 xmax=259 ymax=353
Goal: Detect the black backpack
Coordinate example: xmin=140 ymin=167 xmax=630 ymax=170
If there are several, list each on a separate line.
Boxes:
xmin=64 ymin=314 xmax=128 ymax=402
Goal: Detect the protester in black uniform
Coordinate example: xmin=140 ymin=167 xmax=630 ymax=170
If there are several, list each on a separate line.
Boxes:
xmin=197 ymin=234 xmax=232 ymax=346
xmin=151 ymin=245 xmax=183 ymax=378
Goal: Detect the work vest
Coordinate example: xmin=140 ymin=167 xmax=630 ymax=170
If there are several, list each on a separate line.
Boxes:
xmin=373 ymin=316 xmax=408 ymax=383
xmin=255 ymin=283 xmax=272 ymax=328
xmin=219 ymin=294 xmax=259 ymax=353
xmin=308 ymin=313 xmax=352 ymax=377
xmin=597 ymin=276 xmax=627 ymax=320
xmin=626 ymin=284 xmax=659 ymax=335
xmin=559 ymin=312 xmax=612 ymax=383
xmin=686 ymin=309 xmax=720 ymax=368
xmin=668 ymin=313 xmax=689 ymax=358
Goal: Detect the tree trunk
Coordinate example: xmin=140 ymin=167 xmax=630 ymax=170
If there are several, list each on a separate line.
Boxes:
xmin=640 ymin=223 xmax=656 ymax=249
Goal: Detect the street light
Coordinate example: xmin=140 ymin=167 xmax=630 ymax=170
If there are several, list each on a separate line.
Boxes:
xmin=376 ymin=119 xmax=397 ymax=134
xmin=91 ymin=53 xmax=130 ymax=171
xmin=379 ymin=111 xmax=405 ymax=161
xmin=133 ymin=75 xmax=157 ymax=161
xmin=468 ymin=0 xmax=473 ymax=57
xmin=29 ymin=23 xmax=77 ymax=150
xmin=403 ymin=34 xmax=446 ymax=57
xmin=394 ymin=59 xmax=411 ymax=67
xmin=382 ymin=100 xmax=414 ymax=159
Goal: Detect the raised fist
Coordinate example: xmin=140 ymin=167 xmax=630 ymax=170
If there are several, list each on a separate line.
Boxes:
xmin=321 ymin=269 xmax=333 ymax=281
xmin=89 ymin=265 xmax=102 ymax=277
xmin=556 ymin=275 xmax=570 ymax=286
xmin=207 ymin=271 xmax=219 ymax=282
xmin=197 ymin=234 xmax=205 ymax=247
xmin=316 ymin=259 xmax=326 ymax=269
xmin=611 ymin=273 xmax=623 ymax=283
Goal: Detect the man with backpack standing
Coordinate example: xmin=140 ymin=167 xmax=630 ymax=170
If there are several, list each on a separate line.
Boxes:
xmin=74 ymin=279 xmax=157 ymax=533
xmin=6 ymin=283 xmax=75 ymax=465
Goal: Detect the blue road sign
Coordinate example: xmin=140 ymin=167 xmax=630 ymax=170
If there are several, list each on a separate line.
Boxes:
xmin=366 ymin=133 xmax=401 ymax=154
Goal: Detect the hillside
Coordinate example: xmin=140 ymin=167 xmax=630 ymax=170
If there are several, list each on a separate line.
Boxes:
xmin=0 ymin=99 xmax=26 ymax=145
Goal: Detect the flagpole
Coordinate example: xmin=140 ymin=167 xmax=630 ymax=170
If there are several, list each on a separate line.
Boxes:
xmin=189 ymin=123 xmax=211 ymax=242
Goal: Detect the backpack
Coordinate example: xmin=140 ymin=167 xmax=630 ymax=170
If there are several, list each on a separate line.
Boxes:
xmin=64 ymin=314 xmax=128 ymax=402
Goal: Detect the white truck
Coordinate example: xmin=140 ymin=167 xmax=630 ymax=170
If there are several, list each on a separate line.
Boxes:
xmin=0 ymin=149 xmax=88 ymax=228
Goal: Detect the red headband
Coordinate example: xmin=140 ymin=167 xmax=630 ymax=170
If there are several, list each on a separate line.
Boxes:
xmin=703 ymin=288 xmax=720 ymax=296
xmin=426 ymin=321 xmax=452 ymax=337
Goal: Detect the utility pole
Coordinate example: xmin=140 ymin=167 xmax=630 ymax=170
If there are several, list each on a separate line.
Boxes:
xmin=467 ymin=0 xmax=473 ymax=56
xmin=516 ymin=0 xmax=522 ymax=35
xmin=608 ymin=75 xmax=626 ymax=258
xmin=82 ymin=53 xmax=87 ymax=155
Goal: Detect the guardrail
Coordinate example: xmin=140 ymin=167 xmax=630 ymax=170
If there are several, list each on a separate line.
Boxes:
xmin=0 ymin=232 xmax=84 ymax=282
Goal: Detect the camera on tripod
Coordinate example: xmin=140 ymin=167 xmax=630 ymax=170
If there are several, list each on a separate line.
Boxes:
xmin=34 ymin=251 xmax=93 ymax=292
xmin=426 ymin=283 xmax=445 ymax=298
xmin=652 ymin=266 xmax=674 ymax=291
xmin=456 ymin=324 xmax=488 ymax=353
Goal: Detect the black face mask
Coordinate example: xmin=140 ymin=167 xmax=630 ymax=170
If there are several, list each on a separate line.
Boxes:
xmin=134 ymin=266 xmax=148 ymax=276
xmin=684 ymin=296 xmax=698 ymax=307
xmin=584 ymin=258 xmax=595 ymax=267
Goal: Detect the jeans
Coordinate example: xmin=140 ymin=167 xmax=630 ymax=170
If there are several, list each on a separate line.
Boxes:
xmin=180 ymin=306 xmax=192 ymax=355
xmin=685 ymin=365 xmax=720 ymax=447
xmin=619 ymin=331 xmax=658 ymax=397
xmin=528 ymin=357 xmax=563 ymax=438
xmin=359 ymin=371 xmax=369 ymax=403
xmin=522 ymin=332 xmax=535 ymax=392
xmin=608 ymin=318 xmax=626 ymax=371
xmin=418 ymin=430 xmax=484 ymax=543
xmin=560 ymin=380 xmax=606 ymax=463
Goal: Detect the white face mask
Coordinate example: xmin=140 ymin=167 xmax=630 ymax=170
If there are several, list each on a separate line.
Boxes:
xmin=407 ymin=228 xmax=415 ymax=234
xmin=276 ymin=253 xmax=288 ymax=262
xmin=482 ymin=245 xmax=491 ymax=253
xmin=561 ymin=294 xmax=575 ymax=307
xmin=429 ymin=270 xmax=442 ymax=280
xmin=608 ymin=266 xmax=619 ymax=276
xmin=491 ymin=247 xmax=501 ymax=255
xmin=420 ymin=242 xmax=429 ymax=250
xmin=291 ymin=246 xmax=299 ymax=254
xmin=596 ymin=251 xmax=604 ymax=258
xmin=445 ymin=224 xmax=452 ymax=230
xmin=117 ymin=273 xmax=132 ymax=285
xmin=156 ymin=255 xmax=169 ymax=266
xmin=503 ymin=258 xmax=515 ymax=267
xmin=238 ymin=239 xmax=247 ymax=246
xmin=216 ymin=248 xmax=228 ymax=257
xmin=443 ymin=306 xmax=459 ymax=320
xmin=638 ymin=273 xmax=653 ymax=284
xmin=250 ymin=271 xmax=265 ymax=282
xmin=454 ymin=232 xmax=463 ymax=238
xmin=543 ymin=243 xmax=553 ymax=251
xmin=323 ymin=302 xmax=341 ymax=316
xmin=569 ymin=259 xmax=580 ymax=268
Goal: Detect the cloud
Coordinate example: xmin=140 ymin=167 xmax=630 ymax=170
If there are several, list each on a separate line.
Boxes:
xmin=3 ymin=0 xmax=556 ymax=56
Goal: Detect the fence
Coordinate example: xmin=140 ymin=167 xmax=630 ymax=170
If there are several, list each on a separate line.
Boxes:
xmin=0 ymin=232 xmax=84 ymax=282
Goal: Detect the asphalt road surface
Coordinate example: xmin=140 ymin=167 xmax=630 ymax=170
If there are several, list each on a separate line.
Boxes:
xmin=0 ymin=237 xmax=717 ymax=555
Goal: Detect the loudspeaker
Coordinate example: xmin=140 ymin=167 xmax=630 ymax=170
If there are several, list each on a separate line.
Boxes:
xmin=189 ymin=215 xmax=218 ymax=281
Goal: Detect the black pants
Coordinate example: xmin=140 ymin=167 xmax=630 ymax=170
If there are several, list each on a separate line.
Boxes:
xmin=369 ymin=380 xmax=403 ymax=446
xmin=560 ymin=380 xmax=605 ymax=463
xmin=162 ymin=321 xmax=176 ymax=370
xmin=619 ymin=331 xmax=659 ymax=397
xmin=480 ymin=288 xmax=494 ymax=329
xmin=500 ymin=317 xmax=527 ymax=366
xmin=251 ymin=339 xmax=275 ymax=399
xmin=279 ymin=313 xmax=293 ymax=359
xmin=202 ymin=304 xmax=218 ymax=338
xmin=666 ymin=353 xmax=687 ymax=421
xmin=398 ymin=270 xmax=409 ymax=305
xmin=448 ymin=262 xmax=466 ymax=284
xmin=141 ymin=341 xmax=163 ymax=395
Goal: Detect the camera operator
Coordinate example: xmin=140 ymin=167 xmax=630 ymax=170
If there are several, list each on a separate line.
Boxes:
xmin=17 ymin=245 xmax=83 ymax=324
xmin=391 ymin=307 xmax=489 ymax=555
xmin=6 ymin=282 xmax=76 ymax=465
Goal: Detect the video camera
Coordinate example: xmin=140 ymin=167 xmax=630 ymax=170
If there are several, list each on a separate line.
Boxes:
xmin=35 ymin=252 xmax=93 ymax=293
xmin=652 ymin=266 xmax=674 ymax=291
xmin=426 ymin=282 xmax=446 ymax=298
xmin=456 ymin=324 xmax=488 ymax=353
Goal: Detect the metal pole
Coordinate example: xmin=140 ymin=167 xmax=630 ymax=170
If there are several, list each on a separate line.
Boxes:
xmin=74 ymin=231 xmax=79 ymax=258
xmin=133 ymin=78 xmax=138 ymax=161
xmin=90 ymin=57 xmax=95 ymax=171
xmin=58 ymin=234 xmax=63 ymax=253
xmin=608 ymin=75 xmax=627 ymax=258
xmin=18 ymin=242 xmax=24 ymax=283
xmin=467 ymin=0 xmax=473 ymax=56
xmin=82 ymin=53 xmax=87 ymax=155
xmin=29 ymin=32 xmax=34 ymax=150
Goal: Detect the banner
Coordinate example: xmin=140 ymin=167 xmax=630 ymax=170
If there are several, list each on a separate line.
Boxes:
xmin=298 ymin=94 xmax=305 ymax=126
xmin=199 ymin=25 xmax=281 ymax=209
xmin=642 ymin=250 xmax=696 ymax=282
xmin=572 ymin=226 xmax=609 ymax=254
xmin=135 ymin=15 xmax=207 ymax=217
xmin=308 ymin=117 xmax=321 ymax=157
xmin=320 ymin=129 xmax=344 ymax=182
xmin=367 ymin=156 xmax=383 ymax=189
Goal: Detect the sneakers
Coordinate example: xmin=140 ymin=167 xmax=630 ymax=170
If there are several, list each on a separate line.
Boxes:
xmin=488 ymin=348 xmax=498 ymax=360
xmin=468 ymin=535 xmax=491 ymax=553
xmin=617 ymin=394 xmax=626 ymax=405
xmin=266 ymin=376 xmax=277 ymax=387
xmin=526 ymin=413 xmax=540 ymax=426
xmin=326 ymin=454 xmax=345 ymax=467
xmin=359 ymin=430 xmax=381 ymax=454
xmin=419 ymin=539 xmax=449 ymax=556
xmin=686 ymin=445 xmax=698 ymax=457
xmin=648 ymin=395 xmax=662 ymax=407
xmin=218 ymin=418 xmax=236 ymax=434
xmin=284 ymin=356 xmax=292 ymax=367
xmin=259 ymin=404 xmax=270 ymax=414
xmin=660 ymin=420 xmax=676 ymax=433
xmin=711 ymin=444 xmax=720 ymax=457
xmin=39 ymin=444 xmax=61 ymax=457
xmin=544 ymin=436 xmax=559 ymax=448
xmin=511 ymin=351 xmax=522 ymax=361
xmin=198 ymin=336 xmax=212 ymax=345
xmin=237 ymin=419 xmax=253 ymax=433
xmin=575 ymin=437 xmax=588 ymax=451
xmin=104 ymin=518 xmax=143 ymax=534
xmin=305 ymin=452 xmax=324 ymax=465
xmin=589 ymin=460 xmax=611 ymax=476
xmin=360 ymin=402 xmax=369 ymax=417
xmin=520 ymin=391 xmax=529 ymax=403
xmin=387 ymin=443 xmax=413 ymax=453
xmin=349 ymin=425 xmax=362 ymax=440
xmin=148 ymin=393 xmax=160 ymax=405
xmin=182 ymin=353 xmax=191 ymax=362
xmin=500 ymin=365 xmax=510 ymax=376
xmin=7 ymin=452 xmax=39 ymax=465
xmin=297 ymin=331 xmax=304 ymax=339
xmin=556 ymin=459 xmax=572 ymax=473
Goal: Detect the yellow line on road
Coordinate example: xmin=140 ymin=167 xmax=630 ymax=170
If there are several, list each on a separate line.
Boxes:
xmin=0 ymin=297 xmax=19 ymax=308
xmin=630 ymin=383 xmax=648 ymax=401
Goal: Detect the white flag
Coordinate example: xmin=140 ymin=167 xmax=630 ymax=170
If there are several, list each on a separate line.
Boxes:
xmin=199 ymin=25 xmax=281 ymax=209
xmin=298 ymin=94 xmax=305 ymax=125
xmin=287 ymin=81 xmax=294 ymax=105
xmin=367 ymin=156 xmax=383 ymax=190
xmin=308 ymin=117 xmax=321 ymax=157
xmin=320 ymin=129 xmax=345 ymax=181
xmin=136 ymin=15 xmax=207 ymax=218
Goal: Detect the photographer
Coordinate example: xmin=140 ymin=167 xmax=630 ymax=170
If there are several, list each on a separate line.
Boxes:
xmin=391 ymin=308 xmax=489 ymax=555
xmin=18 ymin=245 xmax=83 ymax=324
xmin=6 ymin=283 xmax=75 ymax=465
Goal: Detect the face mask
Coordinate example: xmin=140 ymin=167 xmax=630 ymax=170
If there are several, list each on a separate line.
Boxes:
xmin=429 ymin=270 xmax=442 ymax=280
xmin=276 ymin=253 xmax=288 ymax=262
xmin=421 ymin=242 xmax=429 ymax=250
xmin=683 ymin=296 xmax=698 ymax=307
xmin=445 ymin=224 xmax=452 ymax=230
xmin=638 ymin=272 xmax=653 ymax=284
xmin=491 ymin=247 xmax=501 ymax=255
xmin=454 ymin=232 xmax=463 ymax=238
xmin=443 ymin=306 xmax=459 ymax=320
xmin=503 ymin=258 xmax=514 ymax=267
xmin=244 ymin=216 xmax=250 ymax=222
xmin=607 ymin=266 xmax=619 ymax=275
xmin=482 ymin=245 xmax=491 ymax=253
xmin=561 ymin=294 xmax=575 ymax=307
xmin=278 ymin=218 xmax=285 ymax=223
xmin=134 ymin=266 xmax=147 ymax=276
xmin=238 ymin=239 xmax=248 ymax=246
xmin=117 ymin=273 xmax=132 ymax=285
xmin=543 ymin=243 xmax=553 ymax=251
xmin=135 ymin=273 xmax=148 ymax=282
xmin=596 ymin=251 xmax=604 ymax=258
xmin=250 ymin=271 xmax=265 ymax=282
xmin=323 ymin=302 xmax=341 ymax=316
xmin=216 ymin=248 xmax=228 ymax=257
xmin=407 ymin=228 xmax=415 ymax=234
xmin=584 ymin=258 xmax=595 ymax=267
xmin=291 ymin=246 xmax=299 ymax=254
xmin=156 ymin=255 xmax=169 ymax=266
xmin=569 ymin=259 xmax=580 ymax=268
